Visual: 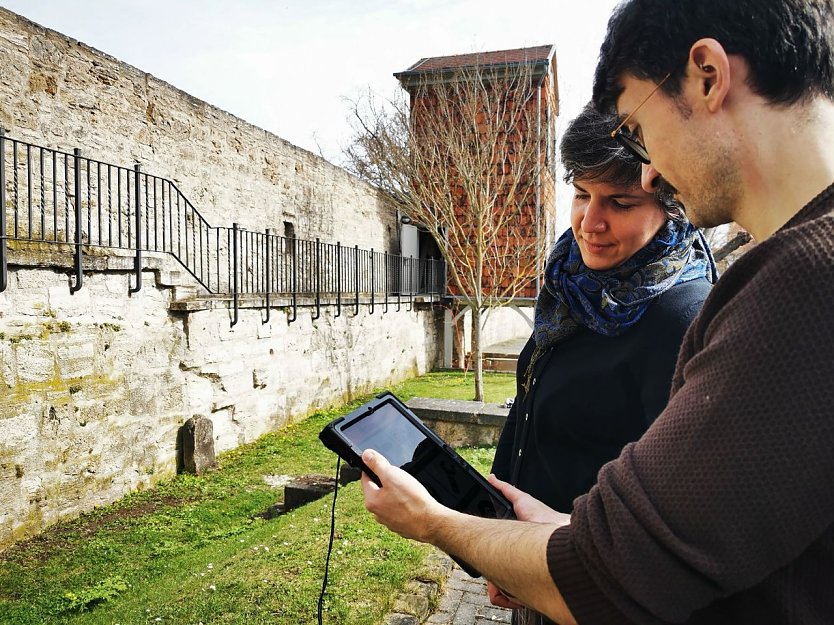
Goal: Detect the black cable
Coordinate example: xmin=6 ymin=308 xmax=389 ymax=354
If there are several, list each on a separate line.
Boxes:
xmin=318 ymin=456 xmax=341 ymax=625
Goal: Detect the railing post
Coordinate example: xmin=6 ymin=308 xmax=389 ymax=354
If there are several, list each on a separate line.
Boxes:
xmin=437 ymin=258 xmax=449 ymax=295
xmin=231 ymin=222 xmax=239 ymax=327
xmin=429 ymin=258 xmax=436 ymax=302
xmin=407 ymin=255 xmax=414 ymax=311
xmin=396 ymin=252 xmax=401 ymax=312
xmin=335 ymin=242 xmax=341 ymax=318
xmin=0 ymin=128 xmax=7 ymax=293
xmin=312 ymin=237 xmax=321 ymax=321
xmin=288 ymin=234 xmax=297 ymax=323
xmin=369 ymin=247 xmax=375 ymax=314
xmin=383 ymin=251 xmax=389 ymax=313
xmin=354 ymin=244 xmax=360 ymax=316
xmin=128 ymin=163 xmax=142 ymax=294
xmin=70 ymin=148 xmax=84 ymax=294
xmin=264 ymin=228 xmax=271 ymax=324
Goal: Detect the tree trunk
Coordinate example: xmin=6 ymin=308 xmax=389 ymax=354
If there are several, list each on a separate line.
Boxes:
xmin=471 ymin=305 xmax=484 ymax=401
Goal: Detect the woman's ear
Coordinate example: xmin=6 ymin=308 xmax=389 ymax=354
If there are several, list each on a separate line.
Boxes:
xmin=689 ymin=38 xmax=731 ymax=112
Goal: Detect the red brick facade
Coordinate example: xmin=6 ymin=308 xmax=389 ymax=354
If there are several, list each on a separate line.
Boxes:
xmin=395 ymin=46 xmax=558 ymax=300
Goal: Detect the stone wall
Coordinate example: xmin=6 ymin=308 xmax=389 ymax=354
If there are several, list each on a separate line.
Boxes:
xmin=0 ymin=7 xmax=527 ymax=550
xmin=0 ymin=263 xmax=442 ymax=549
xmin=0 ymin=7 xmax=398 ymax=250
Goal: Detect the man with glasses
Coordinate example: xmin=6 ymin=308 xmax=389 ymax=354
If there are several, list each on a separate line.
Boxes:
xmin=360 ymin=1 xmax=834 ymax=623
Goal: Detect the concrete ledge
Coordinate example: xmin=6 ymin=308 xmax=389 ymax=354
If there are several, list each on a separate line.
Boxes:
xmin=406 ymin=397 xmax=509 ymax=447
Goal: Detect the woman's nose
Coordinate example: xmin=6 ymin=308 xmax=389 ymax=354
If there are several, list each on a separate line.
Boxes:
xmin=642 ymin=163 xmax=661 ymax=193
xmin=581 ymin=201 xmax=607 ymax=232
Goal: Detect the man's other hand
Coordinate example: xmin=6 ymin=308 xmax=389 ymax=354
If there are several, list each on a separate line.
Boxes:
xmin=486 ymin=580 xmax=525 ymax=609
xmin=488 ymin=475 xmax=571 ymax=526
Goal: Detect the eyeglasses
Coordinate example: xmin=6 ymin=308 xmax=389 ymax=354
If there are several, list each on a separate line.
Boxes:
xmin=610 ymin=73 xmax=671 ymax=164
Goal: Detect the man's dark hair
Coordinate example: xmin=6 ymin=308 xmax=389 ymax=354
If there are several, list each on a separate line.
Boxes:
xmin=561 ymin=103 xmax=684 ymax=221
xmin=593 ymin=0 xmax=834 ymax=112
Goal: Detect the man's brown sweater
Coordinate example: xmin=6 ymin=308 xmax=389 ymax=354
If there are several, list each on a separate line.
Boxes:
xmin=547 ymin=185 xmax=834 ymax=624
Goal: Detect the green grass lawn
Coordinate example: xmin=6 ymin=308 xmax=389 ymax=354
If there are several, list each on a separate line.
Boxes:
xmin=0 ymin=371 xmax=514 ymax=625
xmin=389 ymin=369 xmax=516 ymax=404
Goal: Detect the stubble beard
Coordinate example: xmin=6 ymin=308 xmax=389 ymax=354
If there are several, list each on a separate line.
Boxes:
xmin=673 ymin=146 xmax=741 ymax=229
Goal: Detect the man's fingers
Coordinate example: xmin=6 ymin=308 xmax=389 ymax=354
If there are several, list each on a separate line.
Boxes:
xmin=360 ymin=470 xmax=380 ymax=492
xmin=491 ymin=594 xmax=523 ymax=609
xmin=360 ymin=448 xmax=390 ymax=490
xmin=487 ymin=580 xmax=525 ymax=610
xmin=486 ymin=581 xmax=508 ymax=606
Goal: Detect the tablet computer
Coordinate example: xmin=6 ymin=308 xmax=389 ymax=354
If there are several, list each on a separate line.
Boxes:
xmin=319 ymin=391 xmax=514 ymax=577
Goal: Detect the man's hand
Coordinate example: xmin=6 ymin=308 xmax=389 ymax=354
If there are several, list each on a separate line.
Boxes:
xmin=488 ymin=475 xmax=571 ymax=526
xmin=361 ymin=451 xmax=577 ymax=625
xmin=360 ymin=448 xmax=451 ymax=542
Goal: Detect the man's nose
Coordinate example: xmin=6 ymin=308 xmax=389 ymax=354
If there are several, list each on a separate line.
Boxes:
xmin=641 ymin=163 xmax=661 ymax=193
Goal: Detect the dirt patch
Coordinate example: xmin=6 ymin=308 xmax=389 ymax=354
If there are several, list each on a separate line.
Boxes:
xmin=0 ymin=495 xmax=194 ymax=566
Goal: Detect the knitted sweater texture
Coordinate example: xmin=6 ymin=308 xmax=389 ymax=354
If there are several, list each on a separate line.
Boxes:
xmin=547 ymin=185 xmax=834 ymax=624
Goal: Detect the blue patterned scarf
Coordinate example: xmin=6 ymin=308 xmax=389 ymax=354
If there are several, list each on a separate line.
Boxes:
xmin=533 ymin=220 xmax=716 ymax=351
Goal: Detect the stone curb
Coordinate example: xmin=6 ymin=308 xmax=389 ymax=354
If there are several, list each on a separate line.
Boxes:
xmin=381 ymin=549 xmax=454 ymax=625
xmin=406 ymin=397 xmax=509 ymax=427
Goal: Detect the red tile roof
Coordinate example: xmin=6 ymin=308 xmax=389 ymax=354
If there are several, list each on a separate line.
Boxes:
xmin=399 ymin=45 xmax=554 ymax=75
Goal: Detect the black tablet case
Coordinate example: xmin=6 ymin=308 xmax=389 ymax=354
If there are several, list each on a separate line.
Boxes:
xmin=319 ymin=391 xmax=514 ymax=577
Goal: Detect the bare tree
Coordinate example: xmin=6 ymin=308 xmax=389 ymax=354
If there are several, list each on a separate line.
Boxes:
xmin=344 ymin=62 xmax=555 ymax=400
xmin=703 ymin=225 xmax=754 ymax=274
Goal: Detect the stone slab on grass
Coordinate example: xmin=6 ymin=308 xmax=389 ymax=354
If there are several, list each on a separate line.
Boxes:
xmin=406 ymin=397 xmax=509 ymax=447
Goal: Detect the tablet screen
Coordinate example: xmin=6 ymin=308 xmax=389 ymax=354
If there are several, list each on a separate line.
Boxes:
xmin=342 ymin=402 xmax=428 ymax=468
xmin=342 ymin=401 xmax=509 ymax=519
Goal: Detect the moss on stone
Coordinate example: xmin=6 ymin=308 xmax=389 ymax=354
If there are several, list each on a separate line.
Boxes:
xmin=3 ymin=373 xmax=121 ymax=415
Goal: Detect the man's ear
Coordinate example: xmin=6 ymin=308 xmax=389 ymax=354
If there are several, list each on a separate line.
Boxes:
xmin=688 ymin=38 xmax=731 ymax=112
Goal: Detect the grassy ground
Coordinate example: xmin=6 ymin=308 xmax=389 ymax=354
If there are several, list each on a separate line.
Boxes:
xmin=0 ymin=371 xmax=515 ymax=625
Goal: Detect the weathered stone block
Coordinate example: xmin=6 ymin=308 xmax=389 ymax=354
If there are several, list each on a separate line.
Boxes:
xmin=393 ymin=593 xmax=430 ymax=619
xmin=406 ymin=397 xmax=509 ymax=447
xmin=338 ymin=464 xmax=361 ymax=485
xmin=56 ymin=337 xmax=96 ymax=379
xmin=179 ymin=415 xmax=216 ymax=475
xmin=383 ymin=614 xmax=419 ymax=625
xmin=15 ymin=343 xmax=55 ymax=383
xmin=0 ymin=342 xmax=15 ymax=389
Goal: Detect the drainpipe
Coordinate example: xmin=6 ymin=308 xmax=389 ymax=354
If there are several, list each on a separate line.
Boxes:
xmin=535 ymin=70 xmax=545 ymax=298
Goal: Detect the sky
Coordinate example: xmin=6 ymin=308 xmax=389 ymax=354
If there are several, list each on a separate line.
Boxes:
xmin=1 ymin=0 xmax=620 ymax=161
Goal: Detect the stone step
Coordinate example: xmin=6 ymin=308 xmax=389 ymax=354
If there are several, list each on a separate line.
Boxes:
xmin=482 ymin=355 xmax=518 ymax=373
xmin=481 ymin=336 xmax=526 ymax=373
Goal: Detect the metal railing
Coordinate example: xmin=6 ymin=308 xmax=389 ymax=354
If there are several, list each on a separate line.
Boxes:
xmin=0 ymin=130 xmax=446 ymax=324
